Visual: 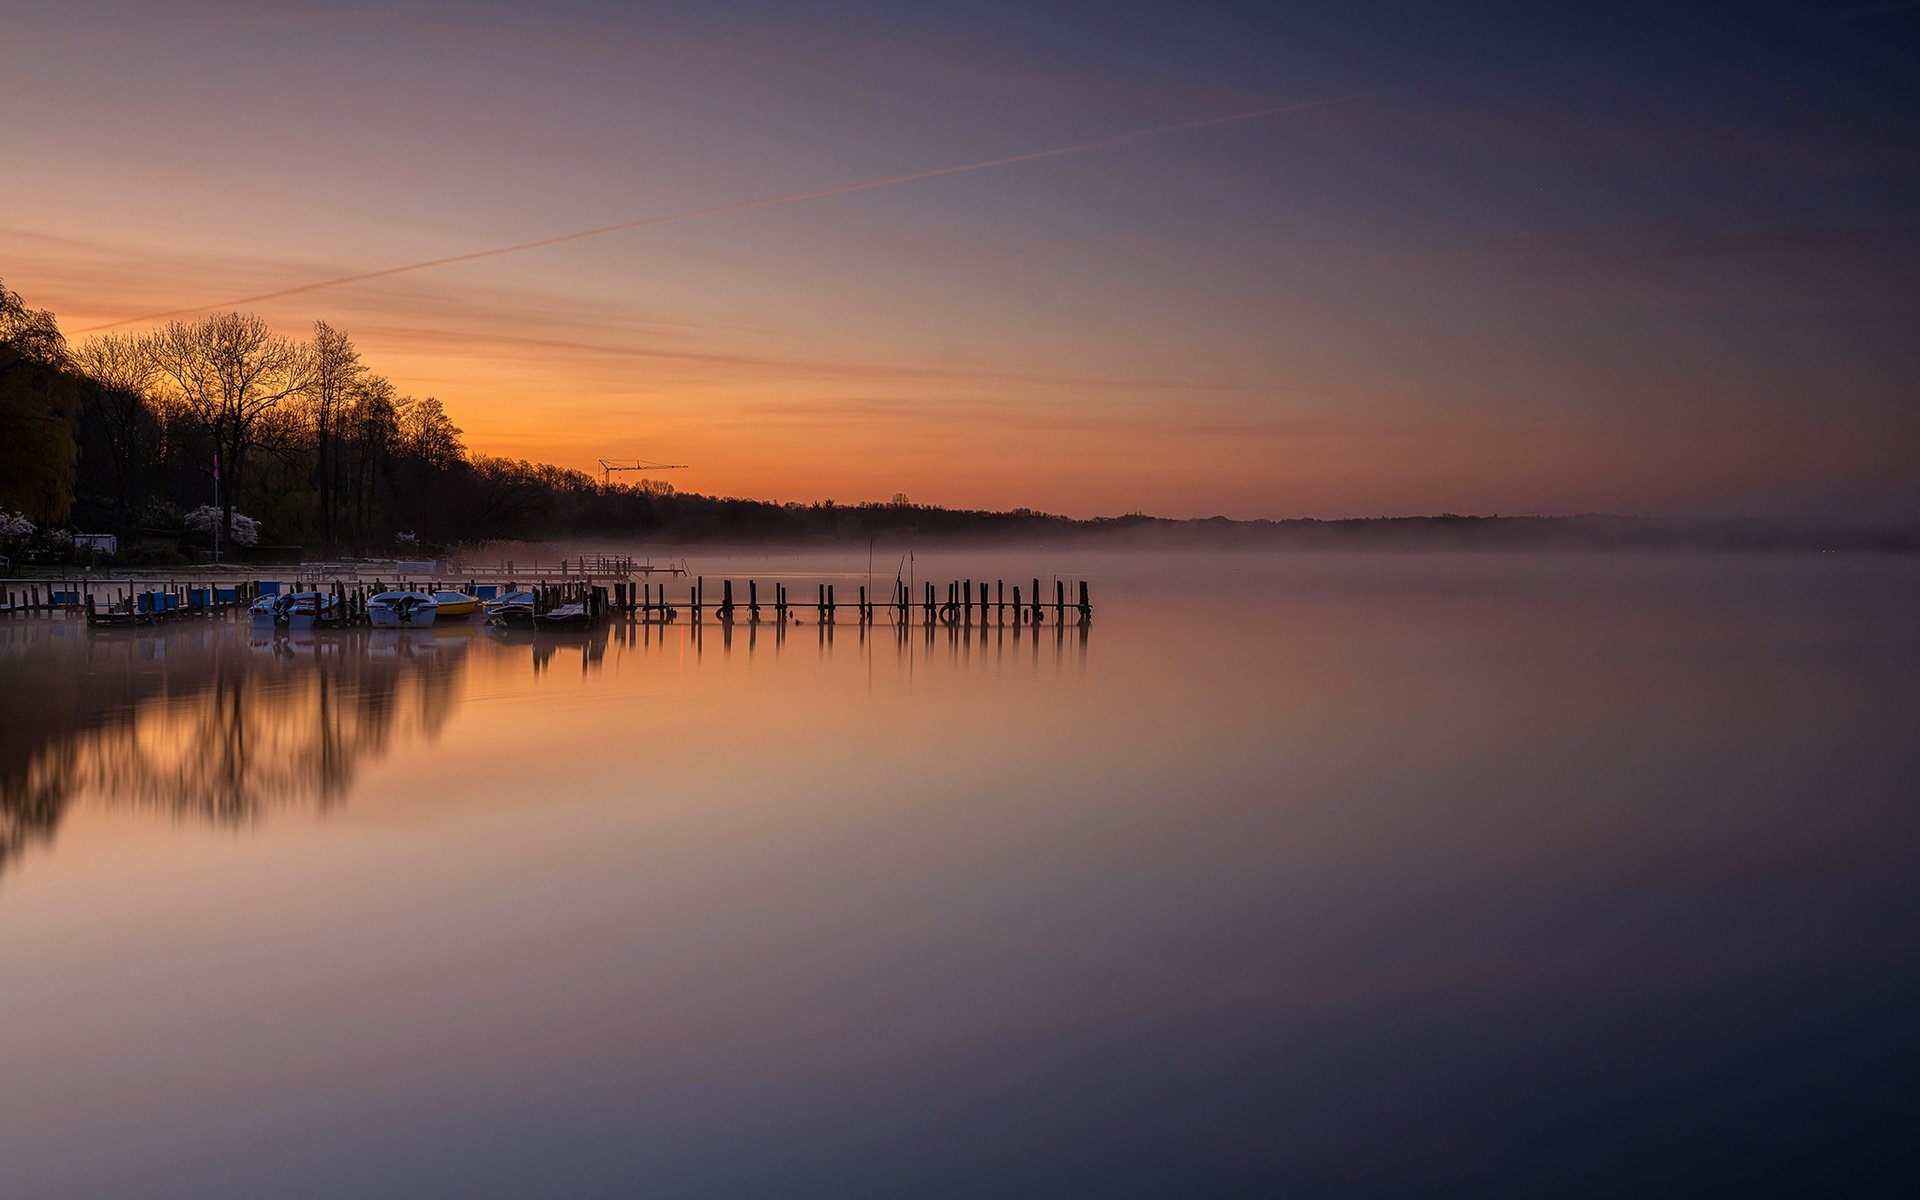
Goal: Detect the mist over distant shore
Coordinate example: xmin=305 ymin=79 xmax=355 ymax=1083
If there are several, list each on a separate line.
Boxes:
xmin=490 ymin=500 xmax=1920 ymax=555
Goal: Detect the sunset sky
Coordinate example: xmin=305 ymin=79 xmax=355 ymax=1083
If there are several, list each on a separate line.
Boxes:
xmin=3 ymin=0 xmax=1916 ymax=520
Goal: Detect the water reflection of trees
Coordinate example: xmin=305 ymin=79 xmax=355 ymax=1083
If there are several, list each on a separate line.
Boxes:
xmin=0 ymin=625 xmax=468 ymax=880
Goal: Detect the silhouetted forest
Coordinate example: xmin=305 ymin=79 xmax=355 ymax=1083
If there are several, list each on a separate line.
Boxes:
xmin=3 ymin=279 xmax=1914 ymax=560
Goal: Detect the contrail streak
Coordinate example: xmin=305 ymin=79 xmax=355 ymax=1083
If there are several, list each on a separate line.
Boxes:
xmin=77 ymin=91 xmax=1376 ymax=332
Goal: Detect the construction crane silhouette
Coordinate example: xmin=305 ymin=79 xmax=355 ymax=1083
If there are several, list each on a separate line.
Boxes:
xmin=599 ymin=458 xmax=689 ymax=485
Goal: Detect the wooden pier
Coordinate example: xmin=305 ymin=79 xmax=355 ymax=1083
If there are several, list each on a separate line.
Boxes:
xmin=615 ymin=576 xmax=1094 ymax=627
xmin=293 ymin=554 xmax=684 ymax=585
xmin=2 ymin=572 xmax=1092 ymax=631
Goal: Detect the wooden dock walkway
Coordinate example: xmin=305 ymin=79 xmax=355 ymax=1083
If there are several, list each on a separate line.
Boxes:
xmin=294 ymin=554 xmax=685 ymax=585
xmin=615 ymin=577 xmax=1093 ymax=627
xmin=2 ymin=572 xmax=1092 ymax=630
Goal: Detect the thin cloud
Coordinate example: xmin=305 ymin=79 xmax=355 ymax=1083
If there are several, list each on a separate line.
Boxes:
xmin=74 ymin=90 xmax=1382 ymax=333
xmin=357 ymin=322 xmax=1262 ymax=393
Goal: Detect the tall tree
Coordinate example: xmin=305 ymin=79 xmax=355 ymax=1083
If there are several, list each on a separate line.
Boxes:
xmin=141 ymin=312 xmax=311 ymax=548
xmin=341 ymin=374 xmax=398 ymax=549
xmin=399 ymin=395 xmax=464 ymax=473
xmin=0 ymin=279 xmax=78 ymax=520
xmin=74 ymin=333 xmax=160 ymax=527
xmin=307 ymin=320 xmax=363 ymax=551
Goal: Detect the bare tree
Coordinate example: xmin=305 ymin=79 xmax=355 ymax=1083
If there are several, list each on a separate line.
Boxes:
xmin=74 ymin=333 xmax=160 ymax=524
xmin=308 ymin=320 xmax=363 ymax=550
xmin=141 ymin=312 xmax=311 ymax=547
xmin=342 ymin=373 xmax=398 ymax=548
xmin=74 ymin=332 xmax=152 ymax=392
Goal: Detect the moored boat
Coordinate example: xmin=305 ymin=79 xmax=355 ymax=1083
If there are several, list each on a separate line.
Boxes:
xmin=283 ymin=591 xmax=343 ymax=629
xmin=483 ymin=589 xmax=536 ymax=627
xmin=368 ymin=590 xmax=439 ymax=628
xmin=430 ymin=590 xmax=480 ymax=620
xmin=536 ymin=602 xmax=594 ymax=630
xmin=482 ymin=589 xmax=536 ymax=614
xmin=486 ymin=600 xmax=537 ymax=629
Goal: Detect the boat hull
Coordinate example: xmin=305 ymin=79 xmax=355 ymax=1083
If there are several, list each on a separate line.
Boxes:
xmin=486 ymin=604 xmax=537 ymax=629
xmin=368 ymin=591 xmax=439 ymax=628
xmin=368 ymin=606 xmax=437 ymax=628
xmin=430 ymin=592 xmax=481 ymax=620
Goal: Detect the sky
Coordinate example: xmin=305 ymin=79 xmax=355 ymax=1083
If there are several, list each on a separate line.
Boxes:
xmin=3 ymin=0 xmax=1916 ymax=520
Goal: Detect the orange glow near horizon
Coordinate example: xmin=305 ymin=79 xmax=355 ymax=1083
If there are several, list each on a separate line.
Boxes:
xmin=20 ymin=258 xmax=1888 ymax=522
xmin=4 ymin=3 xmax=1915 ymax=521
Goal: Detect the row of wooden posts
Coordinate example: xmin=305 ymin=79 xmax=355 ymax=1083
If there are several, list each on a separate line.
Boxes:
xmin=0 ymin=580 xmax=263 ymax=618
xmin=3 ymin=575 xmax=1091 ymax=628
xmin=615 ymin=578 xmax=1092 ymax=626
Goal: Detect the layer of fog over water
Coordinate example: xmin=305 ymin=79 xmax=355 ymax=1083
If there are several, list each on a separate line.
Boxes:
xmin=1 ymin=549 xmax=1915 ymax=1197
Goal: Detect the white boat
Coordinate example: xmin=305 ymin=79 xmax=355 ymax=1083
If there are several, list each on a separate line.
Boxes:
xmin=283 ymin=591 xmax=342 ymax=629
xmin=368 ymin=590 xmax=439 ymax=628
xmin=251 ymin=590 xmax=341 ymax=628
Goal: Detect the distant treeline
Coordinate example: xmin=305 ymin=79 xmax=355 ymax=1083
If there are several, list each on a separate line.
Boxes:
xmin=2 ymin=280 xmax=1913 ymax=559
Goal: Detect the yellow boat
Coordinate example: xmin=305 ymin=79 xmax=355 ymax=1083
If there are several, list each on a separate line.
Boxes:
xmin=431 ymin=590 xmax=481 ymax=620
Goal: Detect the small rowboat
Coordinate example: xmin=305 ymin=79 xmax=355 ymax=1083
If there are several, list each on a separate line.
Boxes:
xmin=431 ymin=590 xmax=481 ymax=620
xmin=251 ymin=591 xmax=343 ymax=628
xmin=537 ymin=602 xmax=594 ymax=630
xmin=368 ymin=590 xmax=439 ymax=628
xmin=486 ymin=601 xmax=537 ymax=629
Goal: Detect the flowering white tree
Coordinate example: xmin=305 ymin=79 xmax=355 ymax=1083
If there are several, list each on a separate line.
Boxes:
xmin=0 ymin=510 xmax=35 ymax=546
xmin=184 ymin=505 xmax=260 ymax=547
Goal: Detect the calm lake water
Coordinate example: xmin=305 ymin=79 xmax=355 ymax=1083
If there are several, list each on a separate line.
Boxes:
xmin=2 ymin=550 xmax=1916 ymax=1197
